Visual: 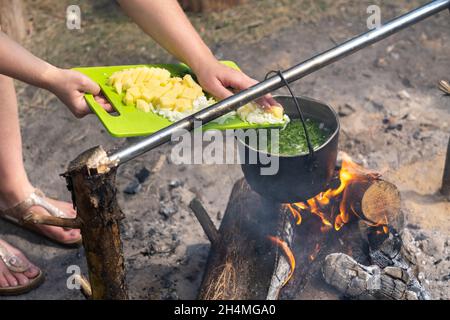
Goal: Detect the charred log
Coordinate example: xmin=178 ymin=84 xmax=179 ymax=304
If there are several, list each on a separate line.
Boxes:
xmin=323 ymin=253 xmax=419 ymax=300
xmin=190 ymin=178 xmax=294 ymax=300
xmin=62 ymin=146 xmax=128 ymax=300
xmin=441 ymin=135 xmax=450 ymax=199
xmin=323 ymin=178 xmax=430 ymax=300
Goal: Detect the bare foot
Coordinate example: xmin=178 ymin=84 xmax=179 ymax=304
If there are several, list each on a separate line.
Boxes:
xmin=0 ymin=239 xmax=40 ymax=288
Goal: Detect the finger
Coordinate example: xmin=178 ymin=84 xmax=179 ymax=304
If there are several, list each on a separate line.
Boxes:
xmin=256 ymin=94 xmax=279 ymax=109
xmin=79 ymin=75 xmax=101 ymax=95
xmin=74 ymin=99 xmax=91 ymax=118
xmin=204 ymin=79 xmax=235 ymax=100
xmin=222 ymin=72 xmax=258 ymax=92
xmin=94 ymin=95 xmax=114 ymax=112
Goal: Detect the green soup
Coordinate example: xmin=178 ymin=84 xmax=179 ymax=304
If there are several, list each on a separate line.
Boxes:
xmin=259 ymin=119 xmax=330 ymax=156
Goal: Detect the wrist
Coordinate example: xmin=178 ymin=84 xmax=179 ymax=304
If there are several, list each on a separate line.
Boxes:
xmin=40 ymin=65 xmax=61 ymax=92
xmin=187 ymin=48 xmax=218 ymax=75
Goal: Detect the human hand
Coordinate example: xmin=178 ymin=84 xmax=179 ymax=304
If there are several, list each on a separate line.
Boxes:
xmin=46 ymin=68 xmax=112 ymax=118
xmin=192 ymin=59 xmax=280 ymax=109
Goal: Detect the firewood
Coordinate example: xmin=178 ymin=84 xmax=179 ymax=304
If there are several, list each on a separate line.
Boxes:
xmin=194 ymin=178 xmax=294 ymax=300
xmin=441 ymin=136 xmax=450 ymax=198
xmin=362 ymin=180 xmax=402 ymax=230
xmin=62 ymin=146 xmax=128 ymax=300
xmin=189 ymin=198 xmax=219 ymax=244
xmin=322 ymin=253 xmax=419 ymax=300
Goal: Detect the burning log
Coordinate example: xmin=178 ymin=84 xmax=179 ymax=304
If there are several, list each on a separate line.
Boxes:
xmin=62 ymin=146 xmax=128 ymax=300
xmin=190 ymin=178 xmax=295 ymax=300
xmin=321 ymin=177 xmax=430 ymax=300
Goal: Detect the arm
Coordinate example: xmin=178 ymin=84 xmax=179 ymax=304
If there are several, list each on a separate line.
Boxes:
xmin=0 ymin=32 xmax=109 ymax=117
xmin=117 ymin=0 xmax=275 ymax=105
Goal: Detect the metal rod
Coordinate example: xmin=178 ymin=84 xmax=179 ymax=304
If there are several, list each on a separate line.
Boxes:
xmin=109 ymin=0 xmax=450 ymax=165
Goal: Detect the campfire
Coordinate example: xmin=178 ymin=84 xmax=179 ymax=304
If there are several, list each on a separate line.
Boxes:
xmin=189 ymin=153 xmax=429 ymax=300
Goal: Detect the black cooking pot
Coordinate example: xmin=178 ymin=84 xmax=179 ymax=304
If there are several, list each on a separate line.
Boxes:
xmin=236 ymin=95 xmax=340 ymax=203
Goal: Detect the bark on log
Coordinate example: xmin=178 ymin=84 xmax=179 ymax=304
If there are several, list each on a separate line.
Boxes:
xmin=0 ymin=0 xmax=27 ymax=41
xmin=62 ymin=146 xmax=128 ymax=300
xmin=193 ymin=178 xmax=294 ymax=300
xmin=179 ymin=0 xmax=247 ymax=12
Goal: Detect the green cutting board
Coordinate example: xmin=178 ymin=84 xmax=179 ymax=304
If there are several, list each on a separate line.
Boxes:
xmin=74 ymin=61 xmax=285 ymax=137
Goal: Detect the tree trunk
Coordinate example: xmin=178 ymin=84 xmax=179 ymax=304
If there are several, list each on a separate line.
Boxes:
xmin=0 ymin=0 xmax=27 ymax=41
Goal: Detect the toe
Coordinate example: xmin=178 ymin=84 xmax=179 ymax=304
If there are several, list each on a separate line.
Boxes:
xmin=23 ymin=265 xmax=40 ymax=279
xmin=12 ymin=272 xmax=30 ymax=286
xmin=0 ymin=274 xmax=9 ymax=288
xmin=4 ymin=270 xmax=18 ymax=287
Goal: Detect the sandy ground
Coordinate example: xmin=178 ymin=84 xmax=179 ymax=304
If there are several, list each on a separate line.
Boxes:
xmin=0 ymin=0 xmax=449 ymax=299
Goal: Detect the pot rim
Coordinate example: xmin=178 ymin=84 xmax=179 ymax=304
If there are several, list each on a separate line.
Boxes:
xmin=236 ymin=94 xmax=340 ymax=158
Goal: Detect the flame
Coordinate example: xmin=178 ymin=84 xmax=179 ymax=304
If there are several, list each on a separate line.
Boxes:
xmin=285 ymin=204 xmax=302 ymax=225
xmin=268 ymin=236 xmax=295 ymax=286
xmin=286 ymin=154 xmax=386 ymax=232
xmin=274 ymin=155 xmax=390 ymax=287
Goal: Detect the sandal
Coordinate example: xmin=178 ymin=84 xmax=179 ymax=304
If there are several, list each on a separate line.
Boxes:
xmin=0 ymin=241 xmax=45 ymax=296
xmin=0 ymin=189 xmax=82 ymax=246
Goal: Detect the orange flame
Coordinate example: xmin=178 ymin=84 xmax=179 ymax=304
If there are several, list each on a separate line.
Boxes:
xmin=275 ymin=155 xmax=390 ymax=287
xmin=268 ymin=236 xmax=295 ymax=286
xmin=287 ymin=154 xmax=385 ymax=232
xmin=285 ymin=204 xmax=302 ymax=225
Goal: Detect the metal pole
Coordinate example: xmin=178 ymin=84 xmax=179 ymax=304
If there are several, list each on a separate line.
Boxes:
xmin=109 ymin=0 xmax=450 ymax=165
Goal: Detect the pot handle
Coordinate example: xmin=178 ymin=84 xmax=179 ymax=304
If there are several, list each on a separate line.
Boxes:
xmin=265 ymin=70 xmax=315 ymax=159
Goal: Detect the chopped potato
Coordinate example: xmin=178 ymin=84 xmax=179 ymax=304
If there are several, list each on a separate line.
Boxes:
xmin=107 ymin=66 xmax=285 ymax=124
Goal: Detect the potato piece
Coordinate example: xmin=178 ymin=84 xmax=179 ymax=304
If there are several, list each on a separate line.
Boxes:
xmin=122 ymin=78 xmax=134 ymax=90
xmin=237 ymin=104 xmax=257 ymax=119
xmin=269 ymin=104 xmax=284 ymax=119
xmin=136 ymin=68 xmax=149 ymax=84
xmin=169 ymin=77 xmax=182 ymax=85
xmin=154 ymin=68 xmax=171 ymax=82
xmin=130 ymin=68 xmax=141 ymax=83
xmin=170 ymin=83 xmax=184 ymax=98
xmin=136 ymin=99 xmax=151 ymax=112
xmin=183 ymin=74 xmax=199 ymax=88
xmin=180 ymin=87 xmax=200 ymax=100
xmin=174 ymin=98 xmax=192 ymax=112
xmin=158 ymin=96 xmax=176 ymax=110
xmin=123 ymin=91 xmax=135 ymax=105
xmin=114 ymin=81 xmax=123 ymax=95
xmin=127 ymin=86 xmax=141 ymax=99
xmin=141 ymin=89 xmax=157 ymax=103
